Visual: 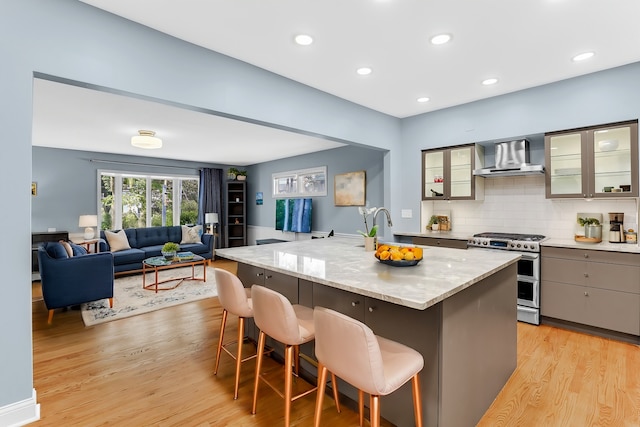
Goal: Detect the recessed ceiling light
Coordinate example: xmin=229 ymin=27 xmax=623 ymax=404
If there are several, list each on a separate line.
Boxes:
xmin=356 ymin=67 xmax=372 ymax=76
xmin=417 ymin=97 xmax=430 ymax=103
xmin=572 ymin=51 xmax=595 ymax=62
xmin=482 ymin=78 xmax=498 ymax=86
xmin=294 ymin=34 xmax=314 ymax=46
xmin=430 ymin=34 xmax=451 ymax=45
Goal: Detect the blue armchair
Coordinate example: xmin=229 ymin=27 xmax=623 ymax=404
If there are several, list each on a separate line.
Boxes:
xmin=38 ymin=242 xmax=115 ymax=324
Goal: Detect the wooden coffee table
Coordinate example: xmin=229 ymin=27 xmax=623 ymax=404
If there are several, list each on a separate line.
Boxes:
xmin=142 ymin=253 xmax=207 ymax=293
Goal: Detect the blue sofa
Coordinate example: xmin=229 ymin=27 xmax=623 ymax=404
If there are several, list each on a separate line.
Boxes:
xmin=99 ymin=226 xmax=213 ymax=274
xmin=38 ymin=242 xmax=114 ymax=324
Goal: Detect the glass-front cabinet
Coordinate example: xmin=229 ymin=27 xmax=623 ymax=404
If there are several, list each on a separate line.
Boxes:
xmin=545 ymin=120 xmax=638 ymax=198
xmin=422 ymin=144 xmax=484 ymax=200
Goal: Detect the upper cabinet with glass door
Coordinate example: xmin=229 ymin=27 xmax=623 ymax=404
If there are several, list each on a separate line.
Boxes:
xmin=545 ymin=120 xmax=638 ymax=198
xmin=422 ymin=144 xmax=484 ymax=200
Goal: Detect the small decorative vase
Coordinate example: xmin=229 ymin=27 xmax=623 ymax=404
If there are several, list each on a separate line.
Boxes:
xmin=162 ymin=251 xmax=176 ymax=261
xmin=227 ymin=173 xmax=236 ymax=180
xmin=364 ymin=236 xmax=376 ymax=252
xmin=237 ymin=175 xmax=246 ymax=181
xmin=431 ymin=224 xmax=440 ymax=231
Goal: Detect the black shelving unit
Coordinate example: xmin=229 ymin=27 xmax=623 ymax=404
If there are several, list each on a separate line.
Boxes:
xmin=225 ymin=181 xmax=247 ymax=247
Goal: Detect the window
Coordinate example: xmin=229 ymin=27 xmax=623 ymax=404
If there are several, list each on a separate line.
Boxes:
xmin=272 ymin=166 xmax=327 ymax=197
xmin=99 ymin=170 xmax=199 ymax=231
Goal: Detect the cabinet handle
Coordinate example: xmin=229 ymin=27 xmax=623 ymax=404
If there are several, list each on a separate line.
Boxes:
xmin=368 ymin=307 xmax=375 ymax=313
xmin=583 ymin=253 xmax=589 ymax=259
xmin=266 ymin=275 xmax=273 ymax=279
xmin=256 ymin=272 xmax=264 ymax=277
xmin=584 ymin=273 xmax=589 ymax=277
xmin=351 ymin=301 xmax=360 ymax=307
xmin=584 ymin=292 xmax=589 ymax=297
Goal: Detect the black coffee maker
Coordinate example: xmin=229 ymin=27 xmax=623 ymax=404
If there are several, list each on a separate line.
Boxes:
xmin=608 ymin=212 xmax=625 ymax=243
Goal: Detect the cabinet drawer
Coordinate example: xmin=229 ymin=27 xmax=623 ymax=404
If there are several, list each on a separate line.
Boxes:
xmin=542 ymin=256 xmax=640 ymax=293
xmin=312 ymin=284 xmax=365 ymax=322
xmin=542 ymin=246 xmax=640 ymax=265
xmin=542 ymin=281 xmax=640 ymax=335
xmin=413 ymin=237 xmax=468 ymax=249
xmin=237 ymin=263 xmax=266 ymax=287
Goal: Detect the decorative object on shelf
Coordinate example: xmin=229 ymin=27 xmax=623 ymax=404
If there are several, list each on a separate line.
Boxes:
xmin=31 ymin=181 xmax=37 ymax=196
xmin=79 ymin=214 xmax=98 ymax=239
xmin=131 ymin=130 xmax=162 ymax=149
xmin=597 ymin=139 xmax=619 ymax=152
xmin=227 ymin=167 xmax=246 ymax=180
xmin=428 ymin=215 xmax=439 ymax=231
xmin=575 ymin=213 xmax=602 ymax=243
xmin=357 ymin=206 xmax=378 ymax=250
xmin=335 ymin=170 xmax=366 ymax=206
xmin=374 ymin=244 xmax=423 ymax=266
xmin=161 ymin=242 xmax=180 ymax=260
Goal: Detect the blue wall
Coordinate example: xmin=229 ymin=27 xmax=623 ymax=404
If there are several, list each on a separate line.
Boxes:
xmin=248 ymin=145 xmax=386 ymax=236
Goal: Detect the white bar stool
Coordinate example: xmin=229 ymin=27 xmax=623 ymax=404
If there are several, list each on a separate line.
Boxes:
xmin=313 ymin=306 xmax=424 ymax=427
xmin=213 ymin=268 xmax=260 ymax=399
xmin=250 ymin=285 xmax=339 ymax=427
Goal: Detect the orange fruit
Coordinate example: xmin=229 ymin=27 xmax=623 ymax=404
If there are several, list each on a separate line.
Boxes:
xmin=413 ymin=247 xmax=423 ymax=259
xmin=404 ymin=252 xmax=415 ymax=261
xmin=379 ymin=250 xmax=390 ymax=260
xmin=389 ymin=249 xmax=403 ymax=261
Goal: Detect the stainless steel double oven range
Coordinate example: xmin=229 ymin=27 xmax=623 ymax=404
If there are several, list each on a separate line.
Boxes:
xmin=467 ymin=232 xmax=546 ymax=325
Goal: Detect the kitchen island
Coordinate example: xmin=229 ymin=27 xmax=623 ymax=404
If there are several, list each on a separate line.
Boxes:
xmin=216 ymin=237 xmax=520 ymax=427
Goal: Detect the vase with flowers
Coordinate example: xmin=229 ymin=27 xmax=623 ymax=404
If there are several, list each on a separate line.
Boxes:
xmin=357 ymin=207 xmax=379 ymax=251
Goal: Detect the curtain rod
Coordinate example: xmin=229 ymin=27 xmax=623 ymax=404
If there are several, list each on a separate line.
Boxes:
xmin=89 ymin=158 xmax=198 ymax=171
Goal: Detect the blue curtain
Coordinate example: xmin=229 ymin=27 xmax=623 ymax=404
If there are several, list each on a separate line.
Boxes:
xmin=198 ymin=168 xmax=223 ymax=249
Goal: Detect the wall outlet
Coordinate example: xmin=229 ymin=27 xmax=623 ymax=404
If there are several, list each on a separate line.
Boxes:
xmin=401 ymin=209 xmax=412 ymax=218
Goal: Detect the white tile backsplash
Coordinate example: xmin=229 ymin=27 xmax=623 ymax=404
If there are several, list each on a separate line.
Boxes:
xmin=421 ymin=175 xmax=639 ymax=239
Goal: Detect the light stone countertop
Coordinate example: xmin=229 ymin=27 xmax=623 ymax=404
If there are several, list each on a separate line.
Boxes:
xmin=215 ymin=237 xmax=519 ymax=310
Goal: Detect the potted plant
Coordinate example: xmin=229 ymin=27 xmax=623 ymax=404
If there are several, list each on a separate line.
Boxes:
xmin=577 ymin=217 xmax=602 ymax=240
xmin=357 ymin=207 xmax=379 ymax=251
xmin=236 ymin=169 xmax=247 ymax=181
xmin=428 ymin=215 xmax=440 ymax=231
xmin=161 ymin=242 xmax=180 ymax=260
xmin=227 ymin=168 xmax=240 ymax=180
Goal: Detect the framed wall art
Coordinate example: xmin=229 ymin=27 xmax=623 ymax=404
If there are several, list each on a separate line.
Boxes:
xmin=334 ymin=170 xmax=365 ymax=206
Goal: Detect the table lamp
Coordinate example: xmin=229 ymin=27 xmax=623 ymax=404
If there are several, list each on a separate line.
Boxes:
xmin=205 ymin=212 xmax=219 ymax=235
xmin=79 ymin=214 xmax=98 ymax=240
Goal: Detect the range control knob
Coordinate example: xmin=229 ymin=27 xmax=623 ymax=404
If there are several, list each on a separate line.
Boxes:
xmin=482 ymin=241 xmax=488 ymax=245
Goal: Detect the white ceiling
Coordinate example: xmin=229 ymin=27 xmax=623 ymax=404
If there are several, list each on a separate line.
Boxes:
xmin=33 ymin=0 xmax=640 ymax=165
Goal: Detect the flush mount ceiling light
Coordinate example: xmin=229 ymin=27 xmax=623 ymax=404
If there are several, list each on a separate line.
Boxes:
xmin=417 ymin=97 xmax=430 ymax=103
xmin=294 ymin=34 xmax=314 ymax=46
xmin=131 ymin=130 xmax=162 ymax=149
xmin=430 ymin=33 xmax=451 ymax=45
xmin=482 ymin=78 xmax=498 ymax=86
xmin=356 ymin=67 xmax=373 ymax=76
xmin=572 ymin=51 xmax=595 ymax=62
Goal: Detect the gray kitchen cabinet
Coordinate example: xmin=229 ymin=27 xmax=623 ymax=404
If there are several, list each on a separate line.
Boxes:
xmin=541 ymin=246 xmax=640 ymax=336
xmin=236 ymin=263 xmax=300 ymax=346
xmin=422 ymin=144 xmax=484 ymax=201
xmin=412 ymin=236 xmax=468 ymax=249
xmin=545 ymin=120 xmax=638 ymax=199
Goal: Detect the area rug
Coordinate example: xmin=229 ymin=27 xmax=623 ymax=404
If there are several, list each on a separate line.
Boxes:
xmin=81 ymin=266 xmax=218 ymax=326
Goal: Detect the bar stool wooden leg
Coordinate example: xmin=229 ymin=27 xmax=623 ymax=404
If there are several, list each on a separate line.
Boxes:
xmin=412 ymin=374 xmax=423 ymax=427
xmin=251 ymin=331 xmax=266 ymax=415
xmin=233 ymin=317 xmax=245 ymax=400
xmin=293 ymin=344 xmax=300 ymax=376
xmin=358 ymin=389 xmax=365 ymax=427
xmin=370 ymin=394 xmax=381 ymax=427
xmin=331 ymin=373 xmax=341 ymax=413
xmin=284 ymin=344 xmax=295 ymax=427
xmin=313 ymin=363 xmax=328 ymax=427
xmin=213 ymin=309 xmax=227 ymax=375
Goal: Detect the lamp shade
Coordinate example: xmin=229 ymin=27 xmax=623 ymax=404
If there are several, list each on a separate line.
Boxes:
xmin=205 ymin=213 xmax=219 ymax=224
xmin=79 ymin=215 xmax=98 ymax=240
xmin=131 ymin=130 xmax=162 ymax=149
xmin=79 ymin=215 xmax=98 ymax=228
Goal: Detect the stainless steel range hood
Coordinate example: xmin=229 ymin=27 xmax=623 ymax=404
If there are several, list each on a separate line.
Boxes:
xmin=473 ymin=139 xmax=545 ymax=177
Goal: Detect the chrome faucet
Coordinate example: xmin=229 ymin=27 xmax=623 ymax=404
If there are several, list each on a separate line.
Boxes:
xmin=372 ymin=207 xmax=393 ymax=230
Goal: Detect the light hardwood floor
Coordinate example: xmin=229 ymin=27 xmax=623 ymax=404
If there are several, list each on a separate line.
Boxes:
xmin=30 ymin=260 xmax=640 ymax=426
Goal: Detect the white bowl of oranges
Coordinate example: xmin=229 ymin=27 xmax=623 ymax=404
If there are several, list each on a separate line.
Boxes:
xmin=374 ymin=244 xmax=423 ymax=267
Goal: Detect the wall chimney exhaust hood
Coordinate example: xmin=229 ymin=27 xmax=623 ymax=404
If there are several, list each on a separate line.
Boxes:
xmin=473 ymin=139 xmax=545 ymax=177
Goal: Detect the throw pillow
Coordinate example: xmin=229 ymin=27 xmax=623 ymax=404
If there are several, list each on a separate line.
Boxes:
xmin=180 ymin=225 xmax=203 ymax=244
xmin=46 ymin=242 xmax=69 ymax=259
xmin=59 ymin=240 xmax=74 ymax=258
xmin=105 ymin=229 xmax=131 ymax=252
xmin=70 ymin=243 xmax=88 ymax=256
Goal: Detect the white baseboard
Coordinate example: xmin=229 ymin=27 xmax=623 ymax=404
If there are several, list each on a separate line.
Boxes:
xmin=0 ymin=389 xmax=40 ymax=426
